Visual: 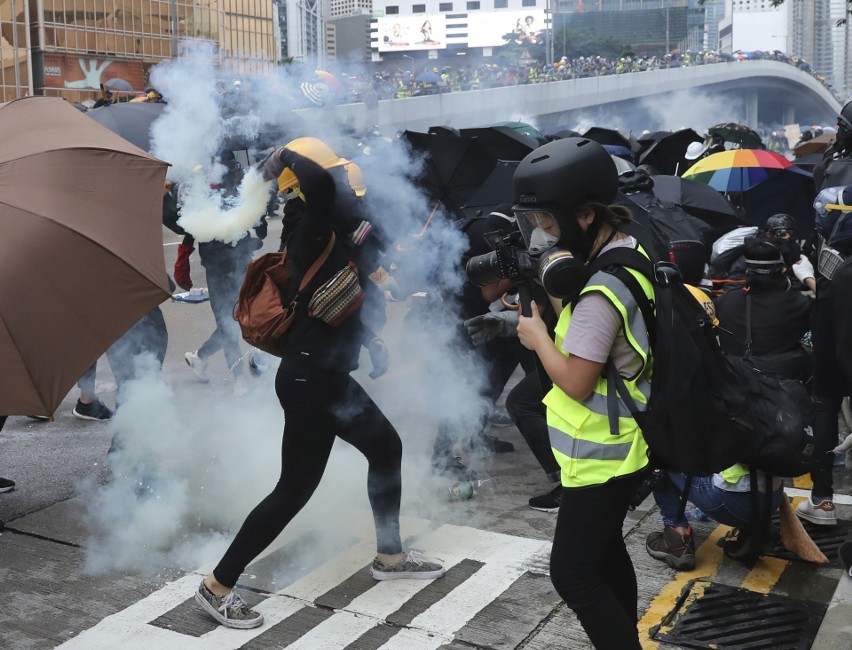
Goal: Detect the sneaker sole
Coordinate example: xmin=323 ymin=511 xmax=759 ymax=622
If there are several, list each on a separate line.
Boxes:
xmin=646 ymin=547 xmax=696 ymax=571
xmin=193 ymin=591 xmax=264 ymax=629
xmin=0 ymin=485 xmax=14 ymax=493
xmin=796 ymin=510 xmax=838 ymax=526
xmin=370 ymin=568 xmax=446 ymax=581
xmin=72 ymin=410 xmax=110 ymax=422
xmin=528 ymin=503 xmax=559 ymax=513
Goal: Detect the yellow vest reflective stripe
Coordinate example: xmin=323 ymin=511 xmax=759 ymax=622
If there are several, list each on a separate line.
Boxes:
xmin=544 ymin=264 xmax=653 ymax=487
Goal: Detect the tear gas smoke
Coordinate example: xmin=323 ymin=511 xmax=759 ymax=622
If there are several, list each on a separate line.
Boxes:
xmin=83 ymin=41 xmax=497 ymax=576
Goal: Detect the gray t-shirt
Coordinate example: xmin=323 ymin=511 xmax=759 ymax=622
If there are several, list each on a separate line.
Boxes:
xmin=562 ymin=236 xmax=644 ymax=378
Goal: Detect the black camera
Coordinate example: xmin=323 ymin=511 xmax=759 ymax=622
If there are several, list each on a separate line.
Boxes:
xmin=466 ymin=230 xmax=536 ymax=287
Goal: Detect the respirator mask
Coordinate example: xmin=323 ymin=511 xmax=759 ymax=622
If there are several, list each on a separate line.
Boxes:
xmin=515 ymin=206 xmax=589 ymax=301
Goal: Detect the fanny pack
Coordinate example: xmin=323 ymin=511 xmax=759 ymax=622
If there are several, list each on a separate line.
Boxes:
xmin=308 ymin=261 xmax=365 ymax=327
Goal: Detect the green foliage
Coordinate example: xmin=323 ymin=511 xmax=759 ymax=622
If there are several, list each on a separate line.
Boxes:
xmin=552 ymin=28 xmax=631 ymax=60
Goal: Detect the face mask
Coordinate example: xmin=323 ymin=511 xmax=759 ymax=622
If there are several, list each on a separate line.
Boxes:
xmin=528 ymin=227 xmax=559 ymax=255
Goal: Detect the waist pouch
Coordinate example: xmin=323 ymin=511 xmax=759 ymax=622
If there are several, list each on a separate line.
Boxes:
xmin=308 ymin=262 xmax=365 ymax=327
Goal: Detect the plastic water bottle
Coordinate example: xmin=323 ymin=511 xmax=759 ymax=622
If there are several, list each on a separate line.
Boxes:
xmin=684 ymin=506 xmax=710 ymax=522
xmin=447 ymin=481 xmax=475 ymax=501
xmin=447 ymin=478 xmax=498 ymax=501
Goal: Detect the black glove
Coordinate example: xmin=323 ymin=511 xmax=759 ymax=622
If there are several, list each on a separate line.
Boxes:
xmin=367 ymin=338 xmax=389 ymax=379
xmin=463 ymin=311 xmax=519 ymax=346
xmin=259 ymin=147 xmax=287 ymax=182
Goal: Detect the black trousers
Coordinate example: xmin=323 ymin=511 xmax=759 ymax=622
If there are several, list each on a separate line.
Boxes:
xmin=433 ymin=335 xmax=530 ymax=458
xmin=214 ymin=362 xmax=404 ymax=588
xmin=810 ymin=292 xmax=848 ymax=499
xmin=550 ymin=473 xmax=646 ymax=650
xmin=506 ymin=369 xmax=560 ymax=481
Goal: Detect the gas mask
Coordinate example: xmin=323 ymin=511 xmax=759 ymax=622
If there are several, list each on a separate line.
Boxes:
xmin=515 ymin=205 xmax=589 ymax=301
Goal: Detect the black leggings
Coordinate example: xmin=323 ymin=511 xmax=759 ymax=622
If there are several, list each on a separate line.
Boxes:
xmin=214 ymin=362 xmax=404 ymax=588
xmin=550 ymin=473 xmax=645 ymax=650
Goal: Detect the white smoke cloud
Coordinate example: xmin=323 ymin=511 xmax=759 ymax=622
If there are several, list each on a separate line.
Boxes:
xmin=82 ymin=42 xmax=499 ymax=576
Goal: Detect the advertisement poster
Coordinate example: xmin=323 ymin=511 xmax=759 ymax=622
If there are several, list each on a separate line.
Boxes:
xmin=376 ymin=15 xmax=447 ymax=52
xmin=466 ymin=9 xmax=546 ymax=49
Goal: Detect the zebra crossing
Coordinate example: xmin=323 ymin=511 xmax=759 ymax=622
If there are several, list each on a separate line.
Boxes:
xmin=55 ymin=516 xmax=555 ymax=649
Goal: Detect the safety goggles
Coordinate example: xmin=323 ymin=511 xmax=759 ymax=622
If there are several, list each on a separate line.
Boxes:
xmin=514 ymin=208 xmax=558 ymax=231
xmin=770 ymin=227 xmax=793 ymax=240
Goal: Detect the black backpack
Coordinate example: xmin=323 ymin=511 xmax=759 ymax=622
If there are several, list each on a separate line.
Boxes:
xmin=586 ymin=246 xmax=815 ymax=478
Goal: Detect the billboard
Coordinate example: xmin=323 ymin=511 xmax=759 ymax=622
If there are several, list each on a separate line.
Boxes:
xmin=376 ymin=15 xmax=447 ymax=52
xmin=467 ymin=10 xmax=546 ymax=49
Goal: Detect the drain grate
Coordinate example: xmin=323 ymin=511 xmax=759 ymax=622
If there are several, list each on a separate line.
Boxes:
xmin=764 ymin=517 xmax=851 ymax=567
xmin=651 ymin=579 xmax=827 ymax=649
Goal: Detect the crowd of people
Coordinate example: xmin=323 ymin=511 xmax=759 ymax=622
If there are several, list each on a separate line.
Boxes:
xmin=345 ymin=47 xmax=837 ymax=104
xmin=3 ymin=78 xmax=852 ymax=647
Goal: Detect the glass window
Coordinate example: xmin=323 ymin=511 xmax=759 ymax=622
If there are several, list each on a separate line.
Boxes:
xmin=386 ymin=6 xmax=399 ymax=13
xmin=494 ymin=0 xmax=508 ymax=7
xmin=439 ymin=2 xmax=453 ymax=9
xmin=521 ymin=0 xmax=536 ymax=6
xmin=466 ymin=1 xmax=479 ymax=9
xmin=413 ymin=4 xmax=426 ymax=12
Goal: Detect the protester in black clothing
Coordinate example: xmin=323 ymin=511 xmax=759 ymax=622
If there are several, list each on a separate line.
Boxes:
xmin=814 ymin=100 xmax=852 ymax=191
xmin=183 ymin=152 xmax=267 ymax=382
xmin=797 ymin=186 xmax=852 ymax=526
xmin=430 ymin=206 xmax=520 ymax=480
xmin=195 ymin=145 xmax=444 ymax=630
xmin=714 ymin=239 xmax=813 ymax=381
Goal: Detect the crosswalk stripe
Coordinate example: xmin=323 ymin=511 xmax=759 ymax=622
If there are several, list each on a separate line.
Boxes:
xmin=54 ymin=518 xmax=552 ymax=649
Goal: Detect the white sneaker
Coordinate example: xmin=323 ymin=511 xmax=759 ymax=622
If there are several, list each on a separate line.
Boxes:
xmin=185 ymin=350 xmax=209 ymax=382
xmin=796 ymin=498 xmax=837 ymax=526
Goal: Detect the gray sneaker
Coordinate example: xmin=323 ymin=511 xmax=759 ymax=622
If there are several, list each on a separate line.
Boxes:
xmin=194 ymin=581 xmax=263 ymax=629
xmin=370 ymin=550 xmax=445 ymax=581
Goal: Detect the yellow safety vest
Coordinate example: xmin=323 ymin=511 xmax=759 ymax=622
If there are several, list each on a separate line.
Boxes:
xmin=543 ymin=263 xmax=653 ymax=488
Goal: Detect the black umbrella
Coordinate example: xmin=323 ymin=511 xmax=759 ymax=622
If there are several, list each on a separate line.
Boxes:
xmin=638 ymin=128 xmax=704 ymax=176
xmin=428 ymin=125 xmax=460 ymax=137
xmin=650 ymin=174 xmax=742 ymax=229
xmin=86 ymin=101 xmax=166 ymax=153
xmin=582 ymin=127 xmax=636 ymax=151
xmin=547 ymin=128 xmax=582 ymax=140
xmin=619 ymin=186 xmax=735 ymax=254
xmin=740 ymin=171 xmax=816 ymax=237
xmin=460 ymin=160 xmax=519 ymax=220
xmin=402 ymin=130 xmax=496 ymax=215
xmin=103 ymin=78 xmax=134 ymax=92
xmin=459 ymin=126 xmax=537 ymax=162
xmin=709 ymin=122 xmax=764 ymax=149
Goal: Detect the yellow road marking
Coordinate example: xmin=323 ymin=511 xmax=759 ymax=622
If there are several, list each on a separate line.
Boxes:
xmin=639 ymin=525 xmax=730 ymax=649
xmin=740 ymin=555 xmax=789 ymax=594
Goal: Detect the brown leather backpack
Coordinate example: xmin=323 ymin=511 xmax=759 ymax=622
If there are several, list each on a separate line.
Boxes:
xmin=234 ymin=234 xmax=334 ymax=356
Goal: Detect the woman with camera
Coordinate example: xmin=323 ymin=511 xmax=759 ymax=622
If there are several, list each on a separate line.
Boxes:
xmin=515 ymin=138 xmax=652 ymax=649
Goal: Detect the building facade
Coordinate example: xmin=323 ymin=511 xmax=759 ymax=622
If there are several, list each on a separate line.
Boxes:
xmin=0 ymin=0 xmax=276 ymax=103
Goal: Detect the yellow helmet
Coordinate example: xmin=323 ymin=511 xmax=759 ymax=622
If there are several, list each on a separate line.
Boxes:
xmin=277 ymin=137 xmax=366 ymax=197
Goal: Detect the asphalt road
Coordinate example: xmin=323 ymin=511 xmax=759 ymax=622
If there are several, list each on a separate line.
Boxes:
xmin=1 ymin=216 xmax=851 ymax=649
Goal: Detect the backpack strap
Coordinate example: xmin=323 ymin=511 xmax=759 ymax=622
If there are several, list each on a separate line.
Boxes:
xmin=299 ymin=232 xmax=336 ymax=290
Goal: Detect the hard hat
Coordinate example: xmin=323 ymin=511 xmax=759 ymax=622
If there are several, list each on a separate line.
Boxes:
xmin=684 ymin=141 xmax=708 ymax=160
xmin=277 ymin=137 xmax=365 ymax=197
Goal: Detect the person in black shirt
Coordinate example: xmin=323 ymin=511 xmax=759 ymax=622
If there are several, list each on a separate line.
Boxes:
xmin=714 ymin=239 xmax=813 ymax=378
xmin=194 ymin=144 xmax=444 ymax=630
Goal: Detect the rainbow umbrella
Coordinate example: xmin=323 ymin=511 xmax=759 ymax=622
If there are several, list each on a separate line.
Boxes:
xmin=681 ymin=149 xmax=811 ymax=193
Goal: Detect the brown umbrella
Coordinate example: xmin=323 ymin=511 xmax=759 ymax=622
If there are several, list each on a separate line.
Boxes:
xmin=0 ymin=96 xmax=171 ymax=416
xmin=792 ymin=132 xmax=835 ymax=158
